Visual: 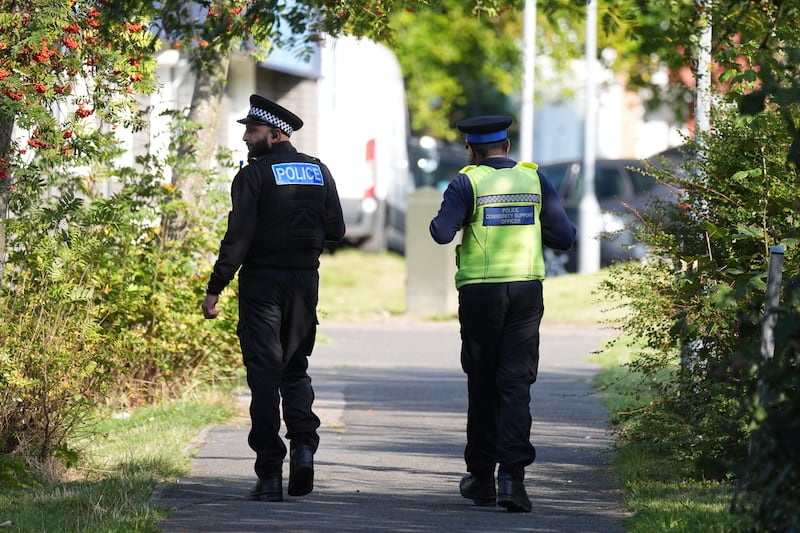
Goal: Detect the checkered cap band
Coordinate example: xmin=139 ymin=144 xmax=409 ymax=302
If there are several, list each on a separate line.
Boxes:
xmin=477 ymin=193 xmax=540 ymax=206
xmin=249 ymin=106 xmax=294 ymax=136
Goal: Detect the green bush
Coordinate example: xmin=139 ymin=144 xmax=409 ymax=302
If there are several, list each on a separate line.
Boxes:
xmin=0 ymin=226 xmax=107 ymax=469
xmin=0 ymin=112 xmax=240 ymax=475
xmin=733 ymin=287 xmax=800 ymax=531
xmin=601 ymin=104 xmax=799 ymax=529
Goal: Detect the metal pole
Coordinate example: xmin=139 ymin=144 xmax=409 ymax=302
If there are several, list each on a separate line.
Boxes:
xmin=695 ymin=0 xmax=712 ymax=144
xmin=760 ymin=245 xmax=785 ymax=360
xmin=578 ymin=0 xmax=600 ymax=273
xmin=519 ymin=0 xmax=536 ymax=162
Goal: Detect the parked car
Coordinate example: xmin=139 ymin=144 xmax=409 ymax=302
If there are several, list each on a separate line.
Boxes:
xmin=538 ymin=152 xmax=681 ymax=275
xmin=408 ymin=135 xmax=468 ymax=192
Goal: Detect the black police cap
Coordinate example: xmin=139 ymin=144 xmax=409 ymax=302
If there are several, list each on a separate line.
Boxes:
xmin=456 ymin=115 xmax=513 ymax=144
xmin=237 ymin=94 xmax=303 ymax=136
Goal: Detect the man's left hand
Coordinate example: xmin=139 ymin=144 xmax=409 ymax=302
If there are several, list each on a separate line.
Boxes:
xmin=202 ymin=294 xmax=220 ymax=319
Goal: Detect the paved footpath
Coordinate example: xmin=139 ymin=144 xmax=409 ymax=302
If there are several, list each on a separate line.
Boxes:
xmin=153 ymin=320 xmax=628 ymax=532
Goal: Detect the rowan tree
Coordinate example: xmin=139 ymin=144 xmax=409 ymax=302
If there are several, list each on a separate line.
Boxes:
xmin=0 ymin=0 xmax=155 ymax=277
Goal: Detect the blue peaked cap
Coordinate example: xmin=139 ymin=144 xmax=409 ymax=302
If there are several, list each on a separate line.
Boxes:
xmin=456 ymin=115 xmax=513 ymax=144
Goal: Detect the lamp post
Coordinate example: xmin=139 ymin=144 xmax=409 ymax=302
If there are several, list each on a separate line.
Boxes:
xmin=519 ymin=0 xmax=536 ymax=162
xmin=578 ymin=0 xmax=601 ymax=273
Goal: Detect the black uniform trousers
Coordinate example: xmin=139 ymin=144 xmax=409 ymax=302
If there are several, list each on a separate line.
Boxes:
xmin=237 ymin=268 xmax=321 ymax=479
xmin=458 ymin=279 xmax=543 ymax=480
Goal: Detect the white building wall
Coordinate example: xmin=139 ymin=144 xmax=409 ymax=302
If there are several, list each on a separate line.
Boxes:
xmin=222 ymin=57 xmax=258 ymax=173
xmin=532 ymin=57 xmax=683 ymax=164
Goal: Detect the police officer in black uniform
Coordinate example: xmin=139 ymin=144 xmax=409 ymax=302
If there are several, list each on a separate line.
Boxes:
xmin=430 ymin=116 xmax=575 ymax=512
xmin=202 ymin=95 xmax=345 ymax=502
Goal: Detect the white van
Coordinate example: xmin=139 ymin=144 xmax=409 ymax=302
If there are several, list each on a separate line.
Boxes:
xmin=316 ymin=36 xmax=413 ymax=253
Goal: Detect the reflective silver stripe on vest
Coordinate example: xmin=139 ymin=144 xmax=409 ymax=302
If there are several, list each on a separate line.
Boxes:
xmin=476 ymin=193 xmax=541 ymax=206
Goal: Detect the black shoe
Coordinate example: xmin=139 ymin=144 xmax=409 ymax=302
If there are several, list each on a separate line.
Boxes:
xmin=288 ymin=444 xmax=314 ymax=496
xmin=459 ymin=473 xmax=496 ymax=506
xmin=249 ymin=474 xmax=282 ymax=502
xmin=497 ymin=474 xmax=531 ymax=512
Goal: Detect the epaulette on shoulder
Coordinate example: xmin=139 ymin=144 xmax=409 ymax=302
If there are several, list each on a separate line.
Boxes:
xmin=299 ymin=152 xmax=321 ymax=163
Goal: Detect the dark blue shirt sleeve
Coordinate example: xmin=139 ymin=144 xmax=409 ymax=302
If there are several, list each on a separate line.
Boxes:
xmin=537 ymin=170 xmax=577 ymax=251
xmin=429 ymin=173 xmax=473 ymax=244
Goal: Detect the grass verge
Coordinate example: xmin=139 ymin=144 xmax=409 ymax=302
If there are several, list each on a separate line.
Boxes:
xmin=543 ymin=270 xmax=628 ymax=326
xmin=319 ymin=248 xmax=407 ymax=320
xmin=591 ymin=336 xmax=751 ymax=532
xmin=0 ymin=389 xmax=237 ymax=532
xmin=318 ymin=248 xmax=623 ymax=324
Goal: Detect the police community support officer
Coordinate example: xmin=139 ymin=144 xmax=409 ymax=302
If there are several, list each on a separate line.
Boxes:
xmin=429 ymin=115 xmax=576 ymax=512
xmin=202 ymin=95 xmax=345 ymax=502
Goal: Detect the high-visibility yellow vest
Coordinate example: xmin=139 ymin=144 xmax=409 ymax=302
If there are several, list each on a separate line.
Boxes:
xmin=455 ymin=162 xmax=546 ymax=288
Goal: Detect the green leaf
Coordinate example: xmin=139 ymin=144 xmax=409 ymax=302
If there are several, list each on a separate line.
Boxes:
xmin=787 ymin=139 xmax=800 ymax=168
xmin=748 ymin=274 xmax=767 ymax=291
xmin=773 ymin=87 xmax=800 ymax=106
xmin=731 ymin=168 xmax=761 ymax=181
xmin=739 ymin=91 xmax=766 ymax=115
xmin=711 ymin=283 xmax=737 ymax=310
xmin=733 ymin=224 xmax=763 ymax=240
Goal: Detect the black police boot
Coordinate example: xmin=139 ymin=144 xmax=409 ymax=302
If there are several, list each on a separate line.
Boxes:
xmin=459 ymin=472 xmax=496 ymax=506
xmin=288 ymin=444 xmax=314 ymax=496
xmin=249 ymin=473 xmax=282 ymax=502
xmin=497 ymin=473 xmax=531 ymax=512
